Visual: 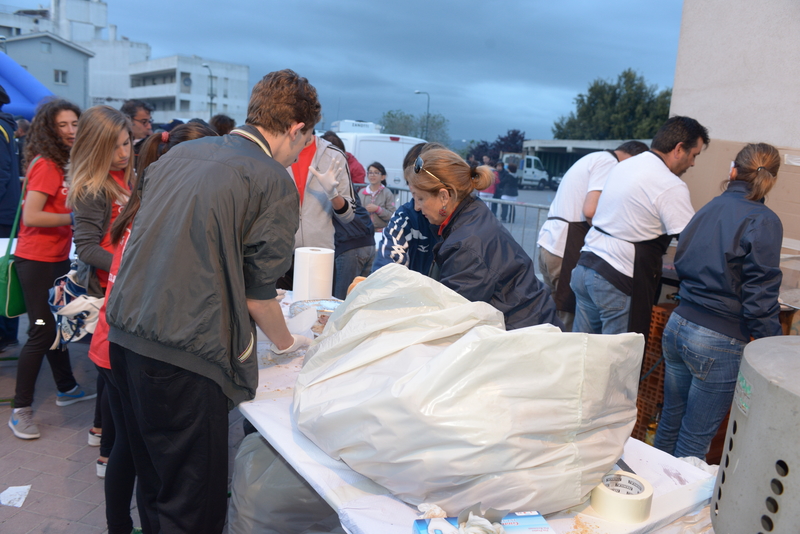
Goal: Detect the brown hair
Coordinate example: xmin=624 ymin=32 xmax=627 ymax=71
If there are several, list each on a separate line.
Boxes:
xmin=401 ymin=142 xmax=448 ymax=170
xmin=730 ymin=143 xmax=780 ymax=201
xmin=68 ymin=105 xmax=133 ymax=207
xmin=246 ymin=69 xmax=320 ymax=134
xmin=112 ymin=122 xmax=218 ymax=244
xmin=405 ymin=148 xmax=494 ymax=201
xmin=24 ymin=98 xmax=81 ymax=173
xmin=209 ymin=114 xmax=235 ymax=135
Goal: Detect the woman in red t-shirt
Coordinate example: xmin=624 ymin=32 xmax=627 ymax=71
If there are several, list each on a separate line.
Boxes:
xmin=67 ymin=105 xmax=136 ymax=530
xmin=8 ymin=99 xmax=93 ymax=442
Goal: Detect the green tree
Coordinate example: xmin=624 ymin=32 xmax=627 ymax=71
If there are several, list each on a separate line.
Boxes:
xmin=379 ymin=110 xmax=450 ymax=145
xmin=422 ymin=113 xmax=450 ymax=146
xmin=380 ymin=110 xmax=417 ymax=136
xmin=552 ymin=69 xmax=671 ymax=140
xmin=492 ymin=129 xmax=525 ymax=154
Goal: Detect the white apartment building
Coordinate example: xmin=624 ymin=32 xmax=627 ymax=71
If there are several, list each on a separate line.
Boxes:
xmin=129 ymin=56 xmax=249 ymax=124
xmin=1 ymin=0 xmax=249 ymax=123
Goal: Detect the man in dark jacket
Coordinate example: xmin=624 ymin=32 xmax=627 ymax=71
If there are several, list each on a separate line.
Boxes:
xmin=0 ymin=85 xmax=20 ymax=350
xmin=323 ymin=132 xmax=376 ymax=299
xmin=106 ymin=70 xmax=320 ymax=534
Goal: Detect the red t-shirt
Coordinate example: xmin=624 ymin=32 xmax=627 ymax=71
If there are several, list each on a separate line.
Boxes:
xmin=95 ymin=170 xmax=129 ymax=287
xmin=15 ymin=157 xmax=73 ymax=262
xmin=88 ymin=227 xmax=130 ymax=370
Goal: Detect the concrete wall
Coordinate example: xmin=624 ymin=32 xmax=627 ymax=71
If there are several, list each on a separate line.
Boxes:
xmin=670 ymin=0 xmax=800 ymax=239
xmin=83 ymin=39 xmax=151 ymax=107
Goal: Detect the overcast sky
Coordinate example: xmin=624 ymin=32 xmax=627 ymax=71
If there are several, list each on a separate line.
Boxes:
xmin=26 ymin=0 xmax=684 ymax=143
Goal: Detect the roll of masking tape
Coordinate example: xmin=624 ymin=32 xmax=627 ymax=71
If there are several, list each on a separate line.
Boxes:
xmin=590 ymin=470 xmax=654 ymax=523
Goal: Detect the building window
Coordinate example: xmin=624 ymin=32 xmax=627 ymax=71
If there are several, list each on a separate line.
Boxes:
xmin=41 ymin=41 xmax=52 ymax=53
xmin=54 ymin=70 xmax=67 ymax=85
xmin=180 ymin=100 xmax=190 ymax=111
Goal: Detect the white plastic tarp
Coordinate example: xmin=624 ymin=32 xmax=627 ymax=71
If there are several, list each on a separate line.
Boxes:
xmin=294 ymin=264 xmax=645 ymax=515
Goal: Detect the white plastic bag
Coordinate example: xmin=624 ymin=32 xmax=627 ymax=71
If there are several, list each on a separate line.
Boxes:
xmin=294 ymin=264 xmax=644 ymax=515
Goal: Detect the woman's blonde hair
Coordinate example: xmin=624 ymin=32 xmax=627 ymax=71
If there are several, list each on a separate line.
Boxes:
xmin=405 ymin=148 xmax=494 ymax=201
xmin=68 ymin=105 xmax=133 ymax=206
xmin=729 ymin=142 xmax=780 ymax=201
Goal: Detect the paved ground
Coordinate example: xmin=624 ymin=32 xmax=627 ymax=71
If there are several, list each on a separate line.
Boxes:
xmin=0 ymin=315 xmax=246 ymax=533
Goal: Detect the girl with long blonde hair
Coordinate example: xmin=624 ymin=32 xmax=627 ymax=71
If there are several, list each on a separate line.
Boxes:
xmin=67 ymin=105 xmax=136 ymax=532
xmin=69 ymin=105 xmax=133 ymax=295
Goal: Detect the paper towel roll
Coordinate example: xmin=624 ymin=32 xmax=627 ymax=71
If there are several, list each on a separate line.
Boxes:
xmin=293 ymin=247 xmax=334 ymax=301
xmin=590 ymin=470 xmax=653 ymax=523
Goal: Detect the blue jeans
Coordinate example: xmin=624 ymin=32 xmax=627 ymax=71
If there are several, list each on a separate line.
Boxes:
xmin=653 ymin=313 xmax=746 ymax=459
xmin=570 ymin=264 xmax=631 ymax=334
xmin=334 ymin=245 xmax=376 ymax=300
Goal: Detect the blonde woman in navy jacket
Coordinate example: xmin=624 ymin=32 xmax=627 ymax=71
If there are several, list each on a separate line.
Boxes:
xmin=654 ymin=143 xmax=783 ymax=460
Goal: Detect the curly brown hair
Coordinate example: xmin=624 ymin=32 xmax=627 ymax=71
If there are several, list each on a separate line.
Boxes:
xmin=23 ymin=98 xmax=81 ymax=173
xmin=246 ymin=69 xmax=320 ymax=134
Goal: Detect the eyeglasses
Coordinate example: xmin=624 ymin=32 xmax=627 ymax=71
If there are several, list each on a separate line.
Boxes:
xmin=367 ymin=171 xmax=382 ymax=176
xmin=414 ymin=156 xmax=444 ymax=184
xmin=133 ymin=118 xmax=153 ymax=126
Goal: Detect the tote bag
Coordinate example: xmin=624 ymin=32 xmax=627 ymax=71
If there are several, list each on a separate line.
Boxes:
xmin=0 ymin=158 xmax=32 ymax=318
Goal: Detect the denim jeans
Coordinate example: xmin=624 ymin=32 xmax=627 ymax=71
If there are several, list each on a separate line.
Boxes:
xmin=653 ymin=313 xmax=746 ymax=460
xmin=333 ymin=245 xmax=376 ymax=300
xmin=570 ymin=264 xmax=631 ymax=334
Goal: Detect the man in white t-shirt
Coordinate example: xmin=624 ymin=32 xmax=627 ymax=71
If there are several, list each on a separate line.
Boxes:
xmin=537 ymin=140 xmax=649 ymax=330
xmin=570 ymin=116 xmax=709 ymax=336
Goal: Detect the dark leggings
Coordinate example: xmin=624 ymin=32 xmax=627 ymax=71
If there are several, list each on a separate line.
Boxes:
xmin=13 ymin=258 xmax=75 ymax=408
xmin=94 ymin=372 xmax=114 ymax=458
xmin=97 ymin=366 xmax=137 ymax=534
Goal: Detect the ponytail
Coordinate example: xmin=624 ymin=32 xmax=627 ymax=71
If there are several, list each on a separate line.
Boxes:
xmin=112 ymin=122 xmax=219 ymax=244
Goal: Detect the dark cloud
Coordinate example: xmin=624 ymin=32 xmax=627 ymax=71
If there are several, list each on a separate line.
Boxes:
xmin=23 ymin=0 xmax=683 ymax=142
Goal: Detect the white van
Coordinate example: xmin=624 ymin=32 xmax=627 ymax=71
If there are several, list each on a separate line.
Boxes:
xmin=331 ymin=121 xmax=426 ymax=192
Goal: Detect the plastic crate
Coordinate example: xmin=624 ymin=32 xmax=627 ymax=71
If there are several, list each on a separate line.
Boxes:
xmin=631 ymin=303 xmax=676 ymax=441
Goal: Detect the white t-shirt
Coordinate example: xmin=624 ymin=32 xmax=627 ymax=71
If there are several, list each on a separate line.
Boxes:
xmin=537 ymin=151 xmax=617 ymax=256
xmin=581 ymin=151 xmax=694 ymax=277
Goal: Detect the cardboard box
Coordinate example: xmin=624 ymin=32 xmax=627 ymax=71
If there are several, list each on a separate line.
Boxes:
xmin=412 ymin=511 xmax=556 ymax=533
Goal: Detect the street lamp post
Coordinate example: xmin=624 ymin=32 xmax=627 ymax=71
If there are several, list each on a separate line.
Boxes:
xmin=414 ymin=90 xmax=430 ymax=139
xmin=202 ymin=63 xmax=215 ymax=121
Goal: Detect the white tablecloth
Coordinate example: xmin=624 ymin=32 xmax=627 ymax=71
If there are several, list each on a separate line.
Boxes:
xmin=239 ymin=339 xmax=716 ymax=534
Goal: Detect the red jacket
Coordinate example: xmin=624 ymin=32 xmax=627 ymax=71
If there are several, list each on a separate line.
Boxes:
xmin=347 ymin=152 xmax=365 ymax=184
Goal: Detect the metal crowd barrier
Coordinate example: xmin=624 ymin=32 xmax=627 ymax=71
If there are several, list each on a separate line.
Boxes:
xmin=392 ymin=190 xmax=550 ymax=268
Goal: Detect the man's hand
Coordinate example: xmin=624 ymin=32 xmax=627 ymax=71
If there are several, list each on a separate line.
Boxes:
xmin=309 ymin=161 xmax=341 ymax=200
xmin=270 ymin=334 xmax=313 ymax=354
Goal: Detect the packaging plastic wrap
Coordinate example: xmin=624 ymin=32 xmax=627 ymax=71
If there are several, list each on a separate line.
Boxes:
xmin=227 ymin=433 xmax=345 ymax=534
xmin=293 ymin=264 xmax=645 ymax=515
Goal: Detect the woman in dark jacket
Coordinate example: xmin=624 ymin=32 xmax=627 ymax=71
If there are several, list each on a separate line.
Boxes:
xmin=406 ymin=148 xmax=561 ymax=330
xmin=654 ymin=143 xmax=783 ymax=460
xmin=497 ymin=161 xmax=519 ymax=223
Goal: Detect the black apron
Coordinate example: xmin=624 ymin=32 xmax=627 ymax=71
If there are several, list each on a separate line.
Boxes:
xmin=630 ymin=234 xmax=673 ymax=345
xmin=547 ymin=217 xmax=590 ymax=314
xmin=594 ymin=227 xmax=672 ymax=345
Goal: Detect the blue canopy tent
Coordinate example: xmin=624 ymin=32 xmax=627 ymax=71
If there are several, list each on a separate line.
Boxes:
xmin=0 ymin=52 xmax=54 ymax=120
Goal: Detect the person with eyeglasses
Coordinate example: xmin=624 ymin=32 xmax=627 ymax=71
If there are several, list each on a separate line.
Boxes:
xmin=120 ymin=99 xmax=153 ymax=163
xmin=359 ymin=161 xmax=396 ymax=233
xmin=406 ymin=148 xmax=562 ymax=330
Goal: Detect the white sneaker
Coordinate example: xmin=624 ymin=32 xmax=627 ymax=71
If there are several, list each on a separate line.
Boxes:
xmin=88 ymin=429 xmax=102 ymax=447
xmin=96 ymin=459 xmax=107 ymax=478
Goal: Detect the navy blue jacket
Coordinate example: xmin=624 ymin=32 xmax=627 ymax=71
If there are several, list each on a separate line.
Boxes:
xmin=333 ymin=189 xmax=374 ymax=256
xmin=674 ymin=180 xmax=783 ymax=341
xmin=373 ymin=200 xmax=437 ymax=275
xmin=434 ymin=195 xmax=562 ymax=330
xmin=0 ymin=112 xmax=20 ymax=226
